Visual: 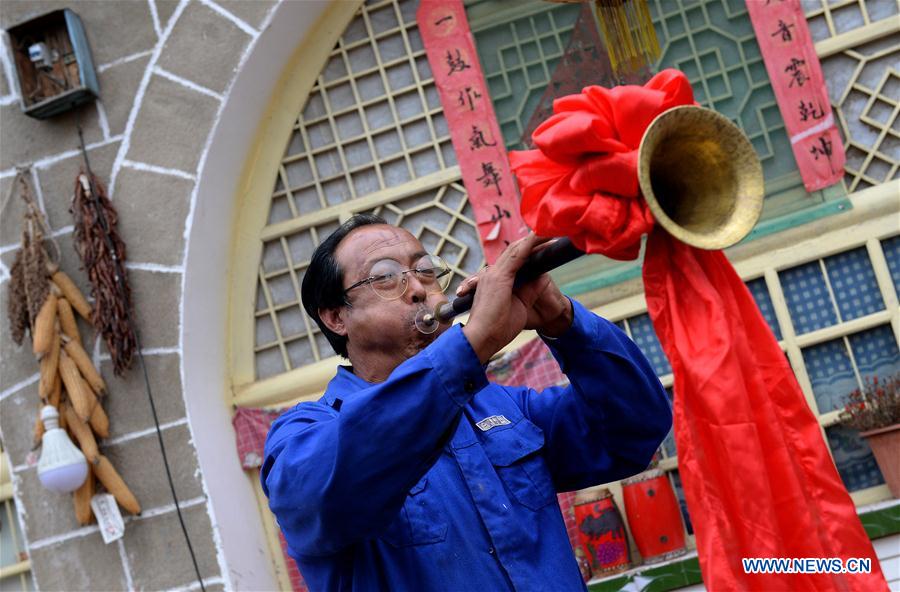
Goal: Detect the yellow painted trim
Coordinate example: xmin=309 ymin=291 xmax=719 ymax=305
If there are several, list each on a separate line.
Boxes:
xmin=235 ymin=354 xmax=343 ymax=408
xmin=228 ymin=0 xmax=364 ymax=387
xmin=793 ymin=310 xmax=894 ymax=348
xmin=0 ymin=452 xmax=9 ymax=486
xmin=250 ymin=472 xmax=293 ymax=591
xmin=849 ymin=484 xmax=893 ymax=507
xmin=0 ymin=560 xmax=30 ymax=580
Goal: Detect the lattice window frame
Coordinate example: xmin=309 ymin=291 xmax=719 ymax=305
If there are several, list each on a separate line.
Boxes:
xmin=238 ymin=0 xmax=493 ymax=391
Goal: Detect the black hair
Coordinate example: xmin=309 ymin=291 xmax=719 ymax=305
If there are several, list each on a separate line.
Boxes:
xmin=301 ymin=213 xmax=387 ymax=359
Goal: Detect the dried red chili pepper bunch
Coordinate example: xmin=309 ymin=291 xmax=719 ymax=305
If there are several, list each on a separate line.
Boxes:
xmin=838 ymin=373 xmax=900 ymax=432
xmin=71 ymin=171 xmax=136 ymax=376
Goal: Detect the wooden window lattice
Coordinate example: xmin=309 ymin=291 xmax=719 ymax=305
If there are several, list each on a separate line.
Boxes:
xmin=255 ymin=0 xmax=486 ymax=380
xmin=251 ymin=0 xmax=898 ymax=384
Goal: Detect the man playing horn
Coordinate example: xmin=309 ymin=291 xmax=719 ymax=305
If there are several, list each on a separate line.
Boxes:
xmin=261 ymin=213 xmax=672 ymax=591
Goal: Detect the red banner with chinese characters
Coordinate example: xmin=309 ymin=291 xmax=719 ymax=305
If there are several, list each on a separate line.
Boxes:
xmin=746 ymin=0 xmax=845 ymax=192
xmin=417 ymin=0 xmax=528 ymax=263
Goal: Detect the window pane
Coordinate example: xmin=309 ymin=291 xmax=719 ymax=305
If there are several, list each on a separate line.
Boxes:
xmin=780 ymin=261 xmax=838 ymax=334
xmin=848 ymin=325 xmax=900 ymax=381
xmin=802 ymin=338 xmax=857 ymax=414
xmin=882 ymin=235 xmax=900 ymax=297
xmin=745 ymin=277 xmax=782 ymax=340
xmin=825 ymin=425 xmax=885 ymax=493
xmin=823 ymin=247 xmax=884 ymax=321
xmin=628 ymin=313 xmax=672 ymax=377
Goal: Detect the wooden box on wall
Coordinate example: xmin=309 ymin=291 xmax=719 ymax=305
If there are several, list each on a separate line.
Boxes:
xmin=6 ymin=9 xmax=99 ymax=119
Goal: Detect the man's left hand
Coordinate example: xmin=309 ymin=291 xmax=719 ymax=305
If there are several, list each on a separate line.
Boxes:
xmin=456 ymin=240 xmax=573 ymax=339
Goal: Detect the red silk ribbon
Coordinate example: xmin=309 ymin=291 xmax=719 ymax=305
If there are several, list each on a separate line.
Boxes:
xmin=510 ymin=69 xmax=887 ymax=591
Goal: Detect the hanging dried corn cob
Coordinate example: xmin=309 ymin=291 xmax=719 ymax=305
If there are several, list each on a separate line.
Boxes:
xmin=59 ymin=348 xmax=97 ymax=422
xmin=49 ymin=263 xmax=92 ymax=320
xmin=71 ymin=171 xmax=136 ymax=376
xmin=32 ymin=291 xmax=57 ymax=357
xmin=63 ymin=334 xmax=107 ymax=395
xmin=73 ymin=463 xmax=95 ymax=525
xmin=88 ymin=402 xmax=110 ymax=439
xmin=94 ymin=455 xmax=141 ymax=515
xmin=38 ymin=325 xmax=60 ymax=401
xmin=57 ymin=296 xmax=81 ymax=343
xmin=3 ymin=168 xmax=140 ymax=519
xmin=48 ymin=372 xmax=61 ymax=408
xmin=63 ymin=402 xmax=100 ymax=463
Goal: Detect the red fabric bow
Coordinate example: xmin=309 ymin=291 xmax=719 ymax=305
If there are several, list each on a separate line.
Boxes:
xmin=509 ymin=69 xmax=693 ymax=260
xmin=509 ymin=69 xmax=887 ymax=591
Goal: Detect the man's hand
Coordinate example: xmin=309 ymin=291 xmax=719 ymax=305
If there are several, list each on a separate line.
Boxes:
xmin=515 ymin=268 xmax=573 ymax=338
xmin=459 ymin=235 xmax=573 ymax=364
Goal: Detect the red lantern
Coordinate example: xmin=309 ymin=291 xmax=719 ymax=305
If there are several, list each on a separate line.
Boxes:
xmin=622 ymin=469 xmax=687 ymax=563
xmin=573 ymin=488 xmax=631 ymax=575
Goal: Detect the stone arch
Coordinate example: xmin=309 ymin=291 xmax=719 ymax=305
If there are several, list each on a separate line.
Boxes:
xmin=180 ymin=1 xmax=331 ymax=589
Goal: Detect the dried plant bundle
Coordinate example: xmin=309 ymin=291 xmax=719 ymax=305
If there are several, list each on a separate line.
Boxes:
xmin=71 ymin=171 xmax=136 ymax=376
xmin=23 ymin=227 xmax=50 ymax=320
xmin=7 ymin=253 xmax=29 ymax=345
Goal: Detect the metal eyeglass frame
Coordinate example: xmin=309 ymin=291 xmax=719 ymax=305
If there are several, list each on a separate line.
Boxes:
xmin=343 ymin=255 xmax=452 ymax=302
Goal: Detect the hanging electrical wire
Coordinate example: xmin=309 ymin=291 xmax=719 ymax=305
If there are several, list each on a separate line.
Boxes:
xmin=75 ymin=127 xmax=206 ymax=592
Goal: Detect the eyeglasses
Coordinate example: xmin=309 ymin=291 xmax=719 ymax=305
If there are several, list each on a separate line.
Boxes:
xmin=344 ymin=254 xmax=452 ymax=301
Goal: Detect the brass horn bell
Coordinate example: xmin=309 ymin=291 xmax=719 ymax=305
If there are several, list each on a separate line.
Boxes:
xmin=638 ymin=105 xmax=765 ymax=250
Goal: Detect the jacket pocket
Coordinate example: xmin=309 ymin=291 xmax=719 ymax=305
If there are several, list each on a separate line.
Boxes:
xmin=481 ymin=419 xmax=556 ymax=510
xmin=380 ymin=476 xmax=448 ymax=547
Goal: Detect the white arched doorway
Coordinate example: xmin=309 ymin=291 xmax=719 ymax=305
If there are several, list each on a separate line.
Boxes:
xmin=181 ymin=1 xmax=330 ymax=589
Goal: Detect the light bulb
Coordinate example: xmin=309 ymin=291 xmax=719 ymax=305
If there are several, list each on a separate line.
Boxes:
xmin=37 ymin=405 xmax=88 ymax=493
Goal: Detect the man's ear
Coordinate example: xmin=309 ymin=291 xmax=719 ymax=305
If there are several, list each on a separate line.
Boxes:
xmin=319 ymin=307 xmax=347 ymax=337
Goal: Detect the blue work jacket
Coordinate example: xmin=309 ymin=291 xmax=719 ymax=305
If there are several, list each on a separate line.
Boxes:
xmin=261 ymin=299 xmax=672 ymax=591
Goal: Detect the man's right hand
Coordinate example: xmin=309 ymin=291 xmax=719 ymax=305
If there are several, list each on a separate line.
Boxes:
xmin=460 ymin=233 xmax=547 ymax=364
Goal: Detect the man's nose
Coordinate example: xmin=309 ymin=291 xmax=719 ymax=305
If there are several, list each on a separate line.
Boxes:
xmin=405 ymin=272 xmax=428 ymax=303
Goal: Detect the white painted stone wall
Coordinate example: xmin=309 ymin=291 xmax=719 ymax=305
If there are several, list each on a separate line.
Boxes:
xmin=0 ymin=1 xmax=326 ymax=589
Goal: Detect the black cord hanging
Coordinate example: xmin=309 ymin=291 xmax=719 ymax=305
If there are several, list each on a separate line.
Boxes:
xmin=77 ymin=127 xmax=207 ymax=592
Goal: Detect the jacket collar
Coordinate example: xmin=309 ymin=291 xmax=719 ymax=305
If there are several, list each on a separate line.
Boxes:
xmin=321 ymin=365 xmax=371 ymax=407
